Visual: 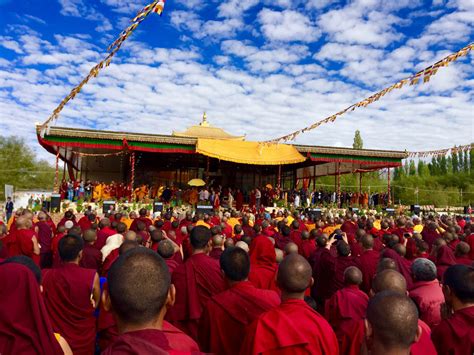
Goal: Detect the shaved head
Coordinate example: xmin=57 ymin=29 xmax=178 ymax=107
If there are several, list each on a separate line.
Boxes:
xmin=212 ymin=234 xmax=224 ymax=247
xmin=224 ymin=238 xmax=235 ymax=249
xmin=157 ymin=240 xmax=175 ymax=259
xmin=344 ymin=266 xmax=363 ymax=286
xmin=124 ymin=231 xmax=137 ymax=242
xmin=275 ymin=248 xmax=284 ymax=263
xmin=361 ymin=234 xmax=374 ymax=250
xmin=284 ymin=242 xmax=299 ymax=255
xmin=277 ymin=254 xmax=312 ymax=294
xmin=119 ymin=240 xmax=139 ymax=255
xmin=367 ymin=291 xmax=419 ymax=351
xmin=377 ymin=258 xmax=398 ymax=273
xmin=83 ymin=229 xmax=97 ymax=243
xmin=372 ymin=270 xmax=407 ymax=294
xmin=108 ymin=248 xmax=171 ymax=325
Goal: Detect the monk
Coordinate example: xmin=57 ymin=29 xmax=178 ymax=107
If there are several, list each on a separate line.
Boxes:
xmin=241 ymin=254 xmax=338 ymax=354
xmin=166 ymin=225 xmax=226 ymax=340
xmin=130 ymin=208 xmax=152 ymax=233
xmin=248 ymin=235 xmax=279 ymax=292
xmin=325 ymin=266 xmax=368 ymax=346
xmin=409 ymin=258 xmax=444 ymax=328
xmin=102 ymin=247 xmax=199 ymax=353
xmin=95 ymin=218 xmax=116 ymax=250
xmin=35 ymin=212 xmax=53 ymax=268
xmin=342 ymin=270 xmax=436 ymax=355
xmin=199 ymin=247 xmax=280 ymax=354
xmin=431 ymin=264 xmax=474 ymax=355
xmin=310 ymin=234 xmax=336 ymax=308
xmin=79 ymin=229 xmax=103 ymax=272
xmin=157 ymin=239 xmax=180 ymax=275
xmin=357 ymin=234 xmax=380 ymax=293
xmin=42 ymin=234 xmax=101 ymax=355
xmin=300 ymin=230 xmax=316 ymax=259
xmin=365 ymin=291 xmax=422 ymax=355
xmin=332 ymin=241 xmax=360 ymax=294
xmin=10 ymin=217 xmax=40 ymax=266
xmin=0 ymin=262 xmax=72 ymax=355
xmin=435 ymin=245 xmax=457 ymax=280
xmin=209 ymin=233 xmax=224 ymax=260
xmin=455 ymin=241 xmax=473 ymax=265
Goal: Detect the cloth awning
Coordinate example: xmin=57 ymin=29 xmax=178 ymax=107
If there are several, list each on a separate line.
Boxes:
xmin=196 ymin=138 xmax=306 ymax=165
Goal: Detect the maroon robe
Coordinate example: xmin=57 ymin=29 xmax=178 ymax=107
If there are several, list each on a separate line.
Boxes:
xmin=95 ymin=227 xmax=117 ymax=250
xmin=77 ymin=216 xmax=93 ymax=232
xmin=248 ymin=236 xmax=279 ymax=292
xmin=102 ymin=248 xmax=120 ymax=277
xmin=431 ymin=306 xmax=474 ymax=355
xmin=209 ymin=247 xmax=223 ymax=260
xmin=165 ymin=258 xmax=179 ymax=275
xmin=331 ymin=255 xmax=360 ymax=294
xmin=325 ymin=285 xmax=368 ymax=347
xmin=241 ymin=299 xmax=339 ymax=354
xmin=199 ymin=281 xmax=280 ymax=354
xmin=421 ymin=228 xmax=440 ymax=250
xmin=435 ymin=245 xmax=457 ymax=280
xmin=102 ymin=329 xmax=174 ymax=355
xmin=358 ymin=249 xmax=380 ymax=293
xmin=42 ymin=263 xmax=96 ymax=355
xmin=310 ymin=247 xmax=335 ymax=304
xmin=166 ymin=253 xmax=226 ymax=340
xmin=381 ymin=248 xmax=414 ymax=289
xmin=10 ymin=229 xmax=40 ymax=266
xmin=300 ymin=239 xmax=316 ymax=259
xmin=0 ymin=263 xmax=63 ymax=355
xmin=456 ymin=256 xmax=473 ymax=265
xmin=341 ymin=220 xmax=358 ymax=238
xmin=130 ymin=217 xmax=152 ymax=233
xmin=80 ymin=243 xmax=103 ymax=272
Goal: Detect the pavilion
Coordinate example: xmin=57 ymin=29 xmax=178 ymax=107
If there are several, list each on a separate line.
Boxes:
xmin=36 ymin=114 xmax=407 ymax=204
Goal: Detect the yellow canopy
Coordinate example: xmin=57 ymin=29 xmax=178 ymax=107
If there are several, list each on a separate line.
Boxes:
xmin=196 ymin=138 xmax=306 ymax=165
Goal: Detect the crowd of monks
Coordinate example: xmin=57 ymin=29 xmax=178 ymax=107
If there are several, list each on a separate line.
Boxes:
xmin=0 ymin=205 xmax=473 ymax=354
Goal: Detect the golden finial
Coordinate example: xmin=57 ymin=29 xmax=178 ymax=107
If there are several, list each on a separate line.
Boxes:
xmin=200 ymin=112 xmax=209 ymax=126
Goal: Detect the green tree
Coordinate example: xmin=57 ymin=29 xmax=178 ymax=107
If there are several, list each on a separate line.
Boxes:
xmin=409 ymin=160 xmax=417 ymax=176
xmin=458 ymin=149 xmax=464 ymax=172
xmin=470 ymin=148 xmax=474 ymax=173
xmin=352 ymin=130 xmax=363 ymax=149
xmin=417 ymin=160 xmax=429 ymax=177
xmin=446 ymin=156 xmax=453 ymax=174
xmin=463 ymin=150 xmax=469 ymax=173
xmin=452 ymin=148 xmax=459 ymax=173
xmin=439 ymin=155 xmax=448 ymax=175
xmin=0 ymin=136 xmax=55 ymax=200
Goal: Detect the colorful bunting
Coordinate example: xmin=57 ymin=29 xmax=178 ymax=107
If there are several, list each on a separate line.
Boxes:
xmin=406 ymin=144 xmax=472 ymax=158
xmin=266 ymin=42 xmax=474 ymax=144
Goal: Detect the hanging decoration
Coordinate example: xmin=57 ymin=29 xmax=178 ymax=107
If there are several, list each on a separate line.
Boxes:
xmin=54 ymin=150 xmax=60 ymax=193
xmin=265 ymin=42 xmax=474 ymax=144
xmin=38 ymin=0 xmax=165 ymax=137
xmin=71 ymin=150 xmax=128 ymax=157
xmin=406 ymin=143 xmax=472 ymax=158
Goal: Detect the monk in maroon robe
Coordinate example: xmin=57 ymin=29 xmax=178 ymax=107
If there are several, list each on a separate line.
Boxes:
xmin=95 ymin=218 xmax=117 ymax=250
xmin=432 ymin=265 xmax=474 ymax=355
xmin=455 ymin=241 xmax=473 ymax=265
xmin=166 ymin=226 xmax=226 ymax=340
xmin=9 ymin=217 xmax=40 ymax=266
xmin=102 ymin=247 xmax=200 ymax=354
xmin=248 ymin=235 xmax=279 ymax=292
xmin=35 ymin=212 xmax=53 ymax=268
xmin=42 ymin=234 xmax=100 ymax=355
xmin=79 ymin=229 xmax=102 ymax=272
xmin=357 ymin=234 xmax=380 ymax=293
xmin=341 ymin=269 xmax=436 ymax=355
xmin=325 ymin=266 xmax=368 ymax=347
xmin=435 ymin=245 xmax=457 ymax=280
xmin=157 ymin=239 xmax=180 ymax=275
xmin=0 ymin=262 xmax=70 ymax=355
xmin=310 ymin=234 xmax=336 ymax=307
xmin=129 ymin=208 xmax=152 ymax=232
xmin=241 ymin=254 xmax=338 ymax=354
xmin=331 ymin=241 xmax=360 ymax=293
xmin=199 ymin=247 xmax=280 ymax=354
xmin=382 ymin=246 xmax=414 ymax=289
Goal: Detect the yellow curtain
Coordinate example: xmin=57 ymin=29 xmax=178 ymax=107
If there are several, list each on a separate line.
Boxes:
xmin=196 ymin=138 xmax=306 ymax=165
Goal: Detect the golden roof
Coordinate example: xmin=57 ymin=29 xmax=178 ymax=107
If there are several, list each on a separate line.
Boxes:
xmin=172 ymin=113 xmax=245 ymax=141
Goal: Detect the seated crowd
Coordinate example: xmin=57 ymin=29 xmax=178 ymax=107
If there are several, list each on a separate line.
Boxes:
xmin=0 ymin=206 xmax=473 ymax=354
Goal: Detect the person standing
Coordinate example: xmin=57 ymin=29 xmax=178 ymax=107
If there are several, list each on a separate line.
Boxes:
xmin=5 ymin=197 xmax=13 ymax=224
xmin=255 ymin=188 xmax=261 ymax=210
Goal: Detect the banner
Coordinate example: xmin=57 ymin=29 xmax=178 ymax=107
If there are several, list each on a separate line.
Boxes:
xmin=4 ymin=185 xmax=14 ymax=200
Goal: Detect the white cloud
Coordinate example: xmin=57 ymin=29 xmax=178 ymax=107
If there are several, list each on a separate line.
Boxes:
xmin=258 ymin=9 xmax=320 ymax=42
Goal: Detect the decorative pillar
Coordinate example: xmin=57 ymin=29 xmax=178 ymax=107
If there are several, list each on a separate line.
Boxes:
xmin=359 ymin=172 xmax=362 ymax=207
xmin=130 ymin=152 xmax=135 ymax=199
xmin=206 ymin=156 xmax=210 ymax=182
xmin=54 ymin=150 xmax=60 ymax=192
xmin=387 ymin=167 xmax=392 ymax=206
xmin=313 ymin=165 xmax=316 ymax=191
xmin=336 ymin=163 xmax=341 ymax=207
xmin=277 ymin=165 xmax=281 ymax=191
xmin=62 ymin=148 xmax=67 ymax=181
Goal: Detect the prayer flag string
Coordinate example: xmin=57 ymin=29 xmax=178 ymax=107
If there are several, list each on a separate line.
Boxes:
xmin=38 ymin=0 xmax=166 ymax=137
xmin=265 ymin=42 xmax=474 ymax=144
xmin=406 ymin=143 xmax=472 ymax=158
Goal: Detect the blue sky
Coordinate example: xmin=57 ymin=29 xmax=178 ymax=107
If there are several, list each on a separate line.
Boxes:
xmin=0 ymin=0 xmax=472 ymax=162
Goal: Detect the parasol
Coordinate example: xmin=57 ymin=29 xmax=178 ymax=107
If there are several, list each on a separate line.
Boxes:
xmin=188 ymin=178 xmax=206 ymax=187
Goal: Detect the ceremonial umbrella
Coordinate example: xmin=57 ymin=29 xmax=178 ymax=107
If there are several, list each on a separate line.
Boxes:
xmin=188 ymin=178 xmax=206 ymax=187
xmin=266 ymin=184 xmax=273 ymax=189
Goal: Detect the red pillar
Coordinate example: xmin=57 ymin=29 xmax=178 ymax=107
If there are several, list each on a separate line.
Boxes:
xmin=387 ymin=167 xmax=392 ymax=206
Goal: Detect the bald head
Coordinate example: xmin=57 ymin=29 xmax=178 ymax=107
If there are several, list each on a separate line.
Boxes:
xmin=361 ymin=234 xmax=374 ymax=250
xmin=372 ymin=270 xmax=407 ymax=294
xmin=455 ymin=241 xmax=470 ymax=257
xmin=275 ymin=248 xmax=284 ymax=263
xmin=124 ymin=230 xmax=137 ymax=242
xmin=393 ymin=243 xmax=406 ymax=257
xmin=157 ymin=240 xmax=175 ymax=259
xmin=224 ymin=238 xmax=235 ymax=249
xmin=212 ymin=234 xmax=224 ymax=248
xmin=377 ymin=258 xmax=398 ymax=273
xmin=119 ymin=240 xmax=139 ymax=255
xmin=411 ymin=258 xmax=437 ymax=282
xmin=83 ymin=229 xmax=97 ymax=243
xmin=284 ymin=242 xmax=299 ymax=255
xmin=366 ymin=291 xmax=419 ymax=352
xmin=344 ymin=266 xmax=363 ymax=286
xmin=108 ymin=248 xmax=171 ymax=325
xmin=277 ymin=254 xmax=312 ymax=294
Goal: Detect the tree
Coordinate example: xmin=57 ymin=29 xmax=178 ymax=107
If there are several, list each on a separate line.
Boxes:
xmin=458 ymin=149 xmax=464 ymax=172
xmin=452 ymin=148 xmax=459 ymax=173
xmin=409 ymin=160 xmax=417 ymax=176
xmin=471 ymin=147 xmax=474 ymax=173
xmin=352 ymin=130 xmax=363 ymax=149
xmin=417 ymin=160 xmax=429 ymax=177
xmin=0 ymin=136 xmax=55 ymax=200
xmin=463 ymin=150 xmax=469 ymax=173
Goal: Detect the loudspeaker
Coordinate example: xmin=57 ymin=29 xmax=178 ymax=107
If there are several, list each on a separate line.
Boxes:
xmin=196 ymin=205 xmax=213 ymax=216
xmin=50 ymin=194 xmax=61 ymax=211
xmin=464 ymin=206 xmax=472 ymax=214
xmin=410 ymin=205 xmax=420 ymax=215
xmin=349 ymin=207 xmax=359 ymax=214
xmin=384 ymin=208 xmax=395 ymax=216
xmin=153 ymin=201 xmax=163 ymax=213
xmin=307 ymin=208 xmax=322 ymax=221
xmin=42 ymin=200 xmax=51 ymax=212
xmin=103 ymin=201 xmax=116 ymax=214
